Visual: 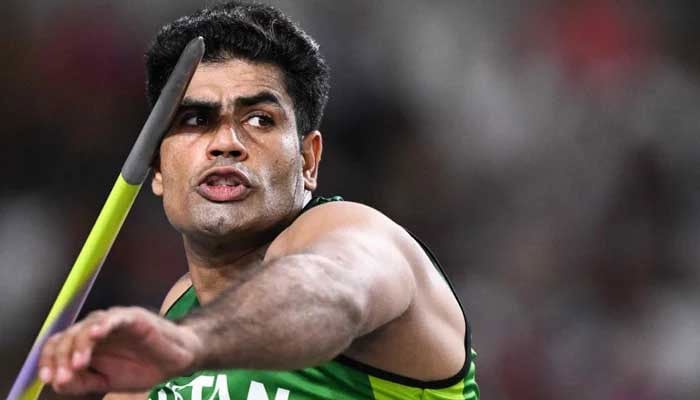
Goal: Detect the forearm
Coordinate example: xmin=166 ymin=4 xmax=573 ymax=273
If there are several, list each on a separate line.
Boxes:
xmin=179 ymin=254 xmax=365 ymax=371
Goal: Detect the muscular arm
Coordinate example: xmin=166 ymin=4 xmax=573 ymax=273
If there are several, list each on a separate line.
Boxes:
xmin=182 ymin=201 xmax=417 ymax=370
xmin=39 ymin=202 xmax=418 ymax=394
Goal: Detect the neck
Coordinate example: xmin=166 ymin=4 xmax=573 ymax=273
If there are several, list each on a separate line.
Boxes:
xmin=183 ymin=235 xmax=272 ymax=304
xmin=182 ymin=191 xmax=315 ymax=303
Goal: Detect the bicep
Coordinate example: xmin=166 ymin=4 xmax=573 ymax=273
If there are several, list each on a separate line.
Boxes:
xmin=267 ymin=202 xmax=417 ymax=335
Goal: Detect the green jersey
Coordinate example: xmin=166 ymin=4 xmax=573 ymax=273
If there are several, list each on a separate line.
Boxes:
xmin=148 ymin=197 xmax=479 ymax=400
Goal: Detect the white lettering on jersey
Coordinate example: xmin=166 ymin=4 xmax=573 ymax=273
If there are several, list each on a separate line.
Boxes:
xmin=210 ymin=374 xmax=232 ymax=400
xmin=152 ymin=375 xmax=292 ymax=400
xmin=187 ymin=375 xmax=215 ymax=400
xmin=246 ymin=381 xmax=290 ymax=400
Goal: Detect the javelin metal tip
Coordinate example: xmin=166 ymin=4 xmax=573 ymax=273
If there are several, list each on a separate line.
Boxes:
xmin=188 ymin=36 xmax=206 ymax=54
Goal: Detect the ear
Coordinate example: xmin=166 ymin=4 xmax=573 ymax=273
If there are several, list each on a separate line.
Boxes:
xmin=151 ymin=155 xmax=164 ymax=197
xmin=301 ymin=131 xmax=323 ymax=191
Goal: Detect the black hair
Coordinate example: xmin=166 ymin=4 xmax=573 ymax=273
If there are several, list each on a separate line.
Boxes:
xmin=145 ymin=1 xmax=330 ymax=136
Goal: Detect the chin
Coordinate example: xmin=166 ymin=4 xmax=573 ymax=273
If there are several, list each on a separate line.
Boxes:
xmin=199 ymin=218 xmax=238 ymax=236
xmin=194 ymin=211 xmax=250 ymax=236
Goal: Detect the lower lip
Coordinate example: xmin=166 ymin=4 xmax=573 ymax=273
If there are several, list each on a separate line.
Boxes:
xmin=196 ymin=184 xmax=250 ymax=202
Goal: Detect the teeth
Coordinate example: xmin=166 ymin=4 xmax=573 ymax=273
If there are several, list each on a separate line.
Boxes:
xmin=206 ymin=175 xmax=241 ymax=186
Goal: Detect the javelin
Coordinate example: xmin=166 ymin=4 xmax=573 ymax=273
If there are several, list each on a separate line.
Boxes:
xmin=6 ymin=36 xmax=205 ymax=400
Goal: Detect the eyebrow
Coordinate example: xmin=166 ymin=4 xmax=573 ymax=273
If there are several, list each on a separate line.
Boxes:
xmin=231 ymin=91 xmax=282 ymax=109
xmin=179 ymin=90 xmax=283 ymax=113
xmin=180 ymin=97 xmax=221 ymax=111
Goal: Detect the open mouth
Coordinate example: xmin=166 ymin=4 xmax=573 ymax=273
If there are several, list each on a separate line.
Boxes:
xmin=196 ymin=168 xmax=252 ymax=202
xmin=205 ymin=173 xmax=244 ymax=187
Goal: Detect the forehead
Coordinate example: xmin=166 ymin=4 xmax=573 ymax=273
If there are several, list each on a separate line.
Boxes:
xmin=184 ymin=59 xmax=292 ymax=108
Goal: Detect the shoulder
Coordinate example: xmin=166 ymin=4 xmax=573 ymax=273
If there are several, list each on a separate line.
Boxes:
xmin=298 ymin=200 xmax=398 ymax=229
xmin=277 ymin=201 xmax=468 ymax=379
xmin=159 ymin=273 xmax=192 ymax=315
xmin=266 ymin=201 xmax=410 ymax=259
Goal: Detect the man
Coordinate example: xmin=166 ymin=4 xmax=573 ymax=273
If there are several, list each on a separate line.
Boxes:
xmin=38 ymin=2 xmax=478 ymax=399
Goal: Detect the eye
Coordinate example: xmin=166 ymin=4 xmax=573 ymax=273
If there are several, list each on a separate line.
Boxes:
xmin=182 ymin=113 xmax=208 ymax=127
xmin=246 ymin=115 xmax=274 ymax=129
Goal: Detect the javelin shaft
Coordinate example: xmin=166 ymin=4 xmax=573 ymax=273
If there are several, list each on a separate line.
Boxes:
xmin=8 ymin=177 xmax=140 ymax=400
xmin=7 ymin=37 xmax=205 ymax=400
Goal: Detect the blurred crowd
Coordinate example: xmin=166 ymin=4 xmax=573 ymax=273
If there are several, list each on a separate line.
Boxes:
xmin=2 ymin=1 xmax=700 ymax=399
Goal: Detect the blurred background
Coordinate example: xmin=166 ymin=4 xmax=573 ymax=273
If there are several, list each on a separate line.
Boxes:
xmin=2 ymin=0 xmax=700 ymax=398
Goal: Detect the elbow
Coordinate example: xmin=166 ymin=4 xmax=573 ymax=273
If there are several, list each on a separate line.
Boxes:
xmin=324 ymin=263 xmax=371 ymax=346
xmin=301 ymin=253 xmax=369 ymax=337
xmin=336 ymin=279 xmax=390 ymax=341
xmin=342 ymin=290 xmax=369 ymax=339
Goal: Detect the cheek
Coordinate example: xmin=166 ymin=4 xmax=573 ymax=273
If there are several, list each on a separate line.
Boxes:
xmin=158 ymin=143 xmax=192 ymax=204
xmin=159 ymin=137 xmax=198 ymax=186
xmin=159 ymin=161 xmax=182 ymax=213
xmin=158 ymin=154 xmax=195 ymax=230
xmin=268 ymin=138 xmax=302 ymax=183
xmin=159 ymin=154 xmax=181 ymax=190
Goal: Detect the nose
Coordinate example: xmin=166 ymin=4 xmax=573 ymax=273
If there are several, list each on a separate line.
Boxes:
xmin=206 ymin=126 xmax=248 ymax=161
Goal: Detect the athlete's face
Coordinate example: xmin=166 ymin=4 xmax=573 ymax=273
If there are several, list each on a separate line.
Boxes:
xmin=152 ymin=59 xmax=322 ymax=247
